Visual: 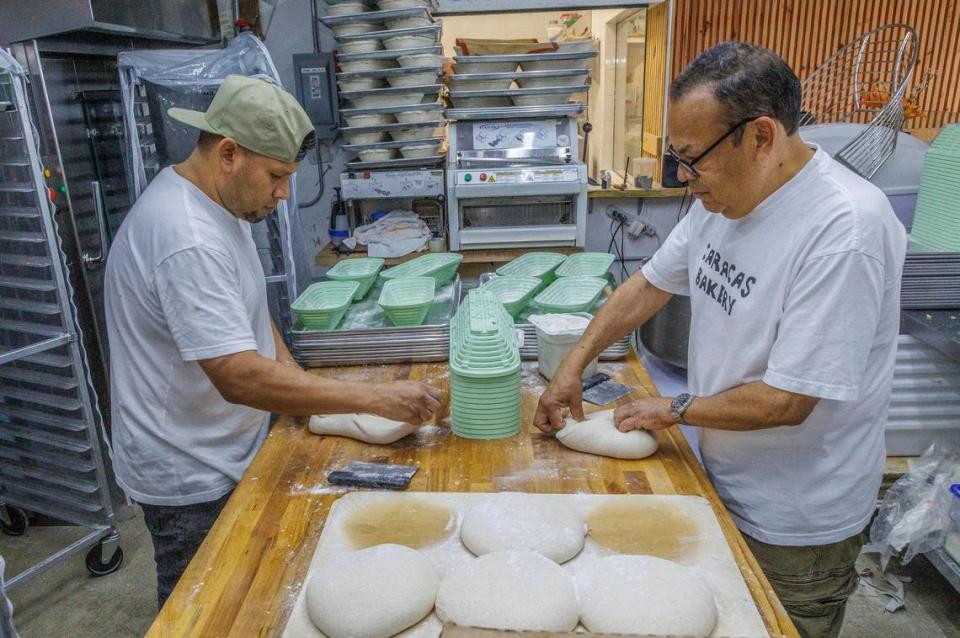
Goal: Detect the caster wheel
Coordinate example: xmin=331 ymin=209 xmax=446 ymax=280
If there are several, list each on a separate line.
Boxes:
xmin=0 ymin=505 xmax=28 ymax=536
xmin=85 ymin=541 xmax=124 ymax=576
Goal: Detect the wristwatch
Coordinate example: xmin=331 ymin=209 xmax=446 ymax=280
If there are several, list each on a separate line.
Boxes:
xmin=669 ymin=393 xmax=696 ymax=424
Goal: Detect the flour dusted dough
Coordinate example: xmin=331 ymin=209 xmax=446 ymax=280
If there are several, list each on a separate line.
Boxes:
xmin=435 ymin=551 xmax=579 ymax=632
xmin=460 ymin=493 xmax=586 ymax=563
xmin=308 ymin=414 xmax=417 ymax=445
xmin=556 ymin=409 xmax=659 ymax=459
xmin=305 ymin=544 xmax=438 ymax=638
xmin=575 ymin=555 xmax=718 ymax=636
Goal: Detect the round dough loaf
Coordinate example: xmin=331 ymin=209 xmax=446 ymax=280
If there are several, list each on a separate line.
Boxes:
xmin=436 ymin=551 xmax=579 ymax=632
xmin=308 ymin=413 xmax=417 ymax=445
xmin=460 ymin=493 xmax=586 ymax=563
xmin=556 ymin=409 xmax=659 ymax=459
xmin=575 ymin=555 xmax=718 ymax=636
xmin=305 ymin=544 xmax=438 ymax=638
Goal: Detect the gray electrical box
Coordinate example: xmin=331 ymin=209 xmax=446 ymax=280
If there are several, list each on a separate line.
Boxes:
xmin=293 ymin=52 xmax=339 ymax=141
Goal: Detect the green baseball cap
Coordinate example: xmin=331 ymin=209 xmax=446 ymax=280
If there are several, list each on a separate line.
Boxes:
xmin=168 ymin=74 xmax=315 ymax=163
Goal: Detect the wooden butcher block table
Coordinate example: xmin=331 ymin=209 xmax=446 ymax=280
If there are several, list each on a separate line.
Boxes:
xmin=145 ymin=352 xmax=798 ymax=638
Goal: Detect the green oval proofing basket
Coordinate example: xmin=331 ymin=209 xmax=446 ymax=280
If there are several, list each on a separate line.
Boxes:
xmin=377 ymin=276 xmax=436 ymax=326
xmin=479 ymin=275 xmax=542 ymax=318
xmin=379 ymin=252 xmax=464 ymax=287
xmin=495 ymin=252 xmax=566 ymax=290
xmin=533 ymin=276 xmax=607 ymax=313
xmin=555 ymin=252 xmax=615 ymax=278
xmin=291 ymin=280 xmax=361 ymax=330
xmin=326 ymin=257 xmax=385 ymax=300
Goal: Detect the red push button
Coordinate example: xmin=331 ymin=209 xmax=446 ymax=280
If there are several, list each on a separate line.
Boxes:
xmin=479 ymin=173 xmax=487 ymax=181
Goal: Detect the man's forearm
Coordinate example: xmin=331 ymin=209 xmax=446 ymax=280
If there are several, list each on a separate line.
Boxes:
xmin=684 ymin=381 xmax=819 ymax=431
xmin=563 ymin=271 xmax=672 ymax=372
xmin=206 ymin=351 xmax=379 ymax=416
xmin=271 ymin=320 xmax=296 ymax=364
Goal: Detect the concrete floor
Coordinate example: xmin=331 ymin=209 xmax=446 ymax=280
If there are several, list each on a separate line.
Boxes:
xmin=1 ymin=506 xmax=958 ymax=637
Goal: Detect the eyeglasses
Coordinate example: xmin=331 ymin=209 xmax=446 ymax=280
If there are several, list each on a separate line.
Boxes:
xmin=667 ymin=117 xmax=755 ymax=179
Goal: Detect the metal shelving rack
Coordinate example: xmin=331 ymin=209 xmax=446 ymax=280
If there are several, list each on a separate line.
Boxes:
xmin=0 ymin=50 xmax=122 ymax=590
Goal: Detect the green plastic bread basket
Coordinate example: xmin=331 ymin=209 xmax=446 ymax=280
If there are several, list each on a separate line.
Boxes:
xmin=377 ymin=276 xmax=436 ymax=326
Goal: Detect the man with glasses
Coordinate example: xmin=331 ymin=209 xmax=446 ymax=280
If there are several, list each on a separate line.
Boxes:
xmin=105 ymin=75 xmax=441 ymax=608
xmin=535 ymin=43 xmax=905 ymax=637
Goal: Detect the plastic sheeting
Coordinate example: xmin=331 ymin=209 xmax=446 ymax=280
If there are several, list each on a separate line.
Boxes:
xmin=117 ymin=33 xmax=303 ymax=329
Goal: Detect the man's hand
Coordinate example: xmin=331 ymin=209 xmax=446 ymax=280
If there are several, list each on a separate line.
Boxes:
xmin=613 ymin=398 xmax=678 ymax=432
xmin=370 ymin=381 xmax=443 ymax=425
xmin=533 ymin=369 xmax=586 ymax=434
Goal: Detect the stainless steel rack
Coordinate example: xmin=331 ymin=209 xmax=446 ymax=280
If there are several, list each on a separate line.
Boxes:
xmin=0 ymin=50 xmax=122 ymax=592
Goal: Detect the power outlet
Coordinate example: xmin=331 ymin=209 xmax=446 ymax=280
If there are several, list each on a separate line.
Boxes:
xmin=606 ymin=207 xmax=630 ymax=223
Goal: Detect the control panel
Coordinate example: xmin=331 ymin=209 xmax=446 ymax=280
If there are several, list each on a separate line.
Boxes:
xmin=292 ymin=52 xmax=338 ymax=141
xmin=455 ymin=167 xmax=580 ymax=185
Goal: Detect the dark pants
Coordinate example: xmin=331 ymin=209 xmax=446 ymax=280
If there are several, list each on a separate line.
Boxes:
xmin=745 ymin=529 xmax=866 ymax=638
xmin=139 ymin=490 xmax=233 ymax=610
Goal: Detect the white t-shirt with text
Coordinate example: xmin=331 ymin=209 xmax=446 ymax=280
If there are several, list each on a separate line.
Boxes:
xmin=642 ymin=146 xmax=906 ymax=545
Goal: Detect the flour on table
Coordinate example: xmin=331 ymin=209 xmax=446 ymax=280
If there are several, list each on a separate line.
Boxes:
xmin=556 ymin=409 xmax=659 ymax=459
xmin=305 ymin=544 xmax=438 ymax=638
xmin=435 ymin=551 xmax=579 ymax=632
xmin=308 ymin=414 xmax=417 ymax=445
xmin=460 ymin=492 xmax=586 ymax=563
xmin=574 ymin=554 xmax=718 ymax=636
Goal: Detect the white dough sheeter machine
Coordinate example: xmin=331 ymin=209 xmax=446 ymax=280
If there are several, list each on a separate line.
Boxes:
xmin=445 ymin=112 xmax=588 ymax=250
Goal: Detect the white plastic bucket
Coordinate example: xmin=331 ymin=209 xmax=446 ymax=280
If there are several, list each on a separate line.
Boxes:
xmin=528 ymin=313 xmax=598 ymax=381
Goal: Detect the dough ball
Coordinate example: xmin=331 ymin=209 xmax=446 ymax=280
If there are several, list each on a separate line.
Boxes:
xmin=436 ymin=551 xmax=579 ymax=632
xmin=575 ymin=555 xmax=718 ymax=636
xmin=460 ymin=493 xmax=586 ymax=564
xmin=308 ymin=414 xmax=417 ymax=445
xmin=556 ymin=409 xmax=659 ymax=459
xmin=305 ymin=544 xmax=438 ymax=638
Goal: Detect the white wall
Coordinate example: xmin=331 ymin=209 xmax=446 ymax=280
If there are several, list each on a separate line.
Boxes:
xmin=439 ymin=11 xmax=554 ymax=57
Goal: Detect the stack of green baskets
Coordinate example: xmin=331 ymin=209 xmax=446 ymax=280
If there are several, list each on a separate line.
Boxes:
xmin=910 ymin=124 xmax=960 ymax=252
xmin=380 ymin=252 xmax=464 ymax=287
xmin=533 ymin=276 xmax=607 ymax=313
xmin=479 ymin=275 xmax=542 ymax=318
xmin=326 ymin=257 xmax=385 ymax=300
xmin=495 ymin=252 xmax=566 ymax=293
xmin=291 ymin=280 xmax=360 ymax=330
xmin=449 ymin=289 xmax=522 ymax=440
xmin=378 ymin=276 xmax=436 ymax=326
xmin=556 ymin=252 xmax=615 ymax=278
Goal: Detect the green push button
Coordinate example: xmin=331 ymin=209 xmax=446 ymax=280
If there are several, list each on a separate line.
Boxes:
xmin=464 ymin=174 xmax=472 ymax=182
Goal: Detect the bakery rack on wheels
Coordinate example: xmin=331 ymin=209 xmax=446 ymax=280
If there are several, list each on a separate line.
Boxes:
xmin=0 ymin=50 xmax=122 ymax=593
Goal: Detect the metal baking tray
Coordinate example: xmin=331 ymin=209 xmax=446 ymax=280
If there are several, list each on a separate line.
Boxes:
xmin=319 ymin=6 xmax=430 ymax=27
xmin=342 ymin=135 xmax=444 ymax=152
xmin=344 ymin=154 xmax=444 ymax=170
xmin=340 ymin=119 xmax=445 ymax=135
xmin=336 ymin=45 xmax=441 ymax=62
xmin=448 ymin=84 xmax=588 ymax=99
xmin=290 ymin=276 xmax=460 ymax=367
xmin=453 ymin=50 xmax=597 ymax=64
xmin=447 ymin=69 xmax=588 ymax=82
xmin=340 ymin=101 xmax=444 ymax=117
xmin=325 ymin=0 xmax=377 ymax=5
xmin=337 ymin=66 xmax=442 ymax=80
xmin=336 ymin=23 xmax=440 ymax=43
xmin=340 ymin=83 xmax=442 ymax=100
xmin=444 ymin=103 xmax=586 ymax=121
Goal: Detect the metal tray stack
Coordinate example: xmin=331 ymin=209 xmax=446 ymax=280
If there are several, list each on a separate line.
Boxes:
xmin=290 ymin=275 xmax=461 ymax=367
xmin=321 ymin=0 xmax=446 ymax=170
xmin=901 ymin=240 xmax=960 ymax=309
xmin=445 ymin=49 xmax=596 ymax=121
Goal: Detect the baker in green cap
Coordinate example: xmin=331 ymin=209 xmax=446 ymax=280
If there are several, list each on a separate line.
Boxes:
xmin=104 ymin=75 xmax=442 ymax=608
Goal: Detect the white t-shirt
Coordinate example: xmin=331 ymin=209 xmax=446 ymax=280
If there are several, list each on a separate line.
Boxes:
xmin=642 ymin=146 xmax=906 ymax=546
xmin=104 ymin=167 xmax=276 ymax=506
